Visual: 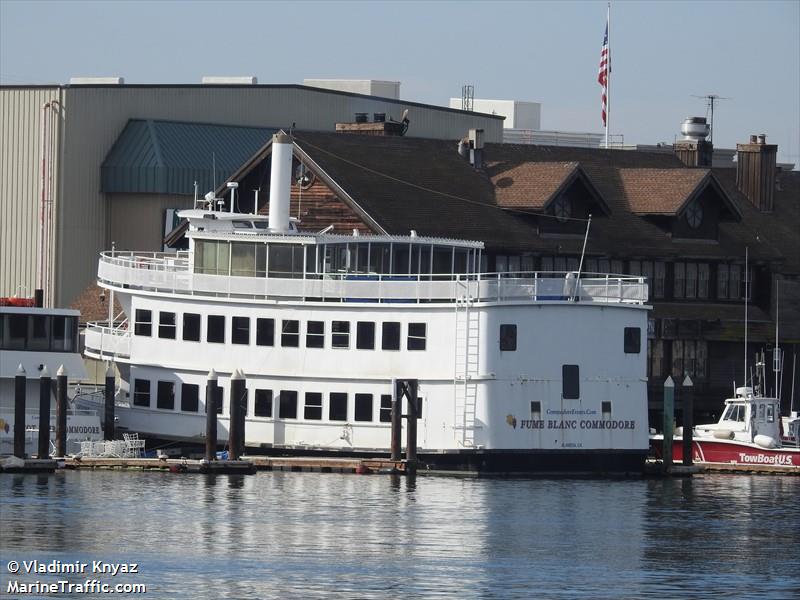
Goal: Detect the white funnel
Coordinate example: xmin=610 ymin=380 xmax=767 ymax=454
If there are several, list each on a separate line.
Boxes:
xmin=268 ymin=132 xmax=293 ymax=232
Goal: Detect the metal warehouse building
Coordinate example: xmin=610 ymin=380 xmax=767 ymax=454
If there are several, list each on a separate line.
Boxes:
xmin=0 ymin=82 xmax=503 ymax=306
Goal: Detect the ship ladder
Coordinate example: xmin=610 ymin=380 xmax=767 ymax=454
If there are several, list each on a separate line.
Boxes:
xmin=454 ymin=282 xmax=480 ymax=447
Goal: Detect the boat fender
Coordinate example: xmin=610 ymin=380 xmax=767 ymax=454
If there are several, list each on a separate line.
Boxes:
xmin=355 ymin=464 xmax=370 ymax=475
xmin=753 ymin=434 xmax=777 ymax=449
xmin=712 ymin=430 xmax=734 ymax=440
xmin=675 ymin=427 xmax=683 ymax=436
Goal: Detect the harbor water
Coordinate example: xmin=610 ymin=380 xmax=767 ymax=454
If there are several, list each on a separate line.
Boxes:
xmin=1 ymin=471 xmax=799 ymax=599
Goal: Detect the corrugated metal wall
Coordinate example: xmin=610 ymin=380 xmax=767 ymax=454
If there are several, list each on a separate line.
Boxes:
xmin=4 ymin=85 xmax=503 ymax=305
xmin=108 ymin=193 xmax=194 ymax=251
xmin=0 ymin=87 xmax=63 ymax=301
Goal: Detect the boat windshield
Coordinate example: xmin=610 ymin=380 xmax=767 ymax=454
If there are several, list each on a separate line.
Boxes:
xmin=722 ymin=403 xmax=746 ymax=423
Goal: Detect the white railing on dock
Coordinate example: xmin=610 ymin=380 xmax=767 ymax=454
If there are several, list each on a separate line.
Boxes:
xmin=84 ymin=321 xmax=131 ymax=359
xmin=98 ymin=252 xmax=648 ymax=305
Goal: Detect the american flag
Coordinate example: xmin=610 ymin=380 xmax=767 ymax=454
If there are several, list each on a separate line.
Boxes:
xmin=598 ymin=19 xmax=609 ymax=127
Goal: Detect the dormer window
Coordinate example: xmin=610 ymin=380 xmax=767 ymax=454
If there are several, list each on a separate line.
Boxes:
xmin=553 ymin=196 xmax=572 ymax=222
xmin=686 ymin=201 xmax=703 ymax=229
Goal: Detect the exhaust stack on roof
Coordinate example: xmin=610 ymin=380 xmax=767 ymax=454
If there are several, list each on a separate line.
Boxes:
xmin=736 ymin=134 xmax=777 ymax=212
xmin=674 ymin=117 xmax=713 ymax=167
xmin=268 ymin=133 xmax=293 ymax=232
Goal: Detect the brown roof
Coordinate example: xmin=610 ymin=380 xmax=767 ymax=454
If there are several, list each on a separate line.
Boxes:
xmin=490 ymin=161 xmax=579 ymax=209
xmin=617 ymin=168 xmax=709 ymax=215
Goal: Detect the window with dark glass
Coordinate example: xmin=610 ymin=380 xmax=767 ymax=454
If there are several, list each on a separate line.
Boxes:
xmin=530 ymin=401 xmax=541 ymax=416
xmin=232 ymin=316 xmax=250 ymax=345
xmin=158 ymin=311 xmax=176 ymax=339
xmin=279 ymin=390 xmax=298 ymax=419
xmin=382 ymin=322 xmax=401 ymax=350
xmin=256 ymin=318 xmax=274 ymax=346
xmin=306 ymin=321 xmax=324 ymax=348
xmin=380 ymin=394 xmax=392 ymax=422
xmin=500 ymin=324 xmax=517 ymax=351
xmin=281 ymin=320 xmax=299 ymax=347
xmin=157 ymin=381 xmax=175 ymax=410
xmin=329 ymin=392 xmax=347 ymax=421
xmin=602 ymin=401 xmax=612 ymax=415
xmin=407 ymin=323 xmax=427 ymax=351
xmin=356 ymin=322 xmax=375 ymax=350
xmin=133 ymin=379 xmax=150 ymax=407
xmin=698 ymin=263 xmax=710 ymax=299
xmin=562 ymin=365 xmax=580 ymax=399
xmin=332 ymin=321 xmax=350 ymax=348
xmin=51 ymin=315 xmax=76 ymax=352
xmin=354 ymin=394 xmax=373 ymax=422
xmin=134 ymin=309 xmax=152 ymax=336
xmin=181 ymin=383 xmax=199 ymax=412
xmin=183 ymin=313 xmax=201 ymax=341
xmin=673 ymin=263 xmax=686 ymax=299
xmin=304 ymin=392 xmax=323 ymax=420
xmin=624 ymin=327 xmax=641 ymax=354
xmin=5 ymin=314 xmax=26 ymax=350
xmin=207 ymin=315 xmax=225 ymax=343
xmin=27 ymin=314 xmax=49 ymax=351
xmin=254 ymin=389 xmax=273 ymax=417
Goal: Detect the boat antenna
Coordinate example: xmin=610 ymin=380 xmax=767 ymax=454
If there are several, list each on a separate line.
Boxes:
xmin=774 ymin=278 xmax=780 ymax=400
xmin=572 ymin=213 xmax=592 ymax=301
xmin=791 ymin=352 xmax=797 ymax=415
xmin=744 ymin=247 xmax=748 ymax=388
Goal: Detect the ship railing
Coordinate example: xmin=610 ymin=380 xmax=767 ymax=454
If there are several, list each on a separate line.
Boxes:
xmin=84 ymin=321 xmax=131 ymax=359
xmin=98 ymin=252 xmax=648 ymax=305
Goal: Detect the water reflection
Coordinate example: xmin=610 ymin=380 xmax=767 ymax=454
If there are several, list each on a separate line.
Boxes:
xmin=1 ymin=472 xmax=798 ymax=599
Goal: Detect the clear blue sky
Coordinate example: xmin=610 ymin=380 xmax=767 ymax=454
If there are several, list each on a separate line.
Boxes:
xmin=2 ymin=0 xmax=798 ymax=166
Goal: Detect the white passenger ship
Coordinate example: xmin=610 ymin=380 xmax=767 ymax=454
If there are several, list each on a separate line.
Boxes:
xmin=85 ymin=133 xmax=650 ymax=473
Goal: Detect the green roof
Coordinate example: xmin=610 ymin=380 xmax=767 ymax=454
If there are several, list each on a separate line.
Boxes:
xmin=101 ymin=119 xmax=276 ymax=195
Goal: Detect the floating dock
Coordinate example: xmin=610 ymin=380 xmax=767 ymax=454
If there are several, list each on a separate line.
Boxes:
xmin=645 ymin=458 xmax=800 ymax=476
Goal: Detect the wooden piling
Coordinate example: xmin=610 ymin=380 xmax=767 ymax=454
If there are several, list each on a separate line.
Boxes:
xmin=55 ymin=365 xmax=68 ymax=457
xmin=663 ymin=376 xmax=675 ymax=474
xmin=682 ymin=375 xmax=694 ymax=467
xmin=391 ymin=378 xmax=401 ymax=461
xmin=13 ymin=364 xmax=26 ymax=458
xmin=205 ymin=369 xmax=218 ymax=461
xmin=38 ymin=366 xmax=51 ymax=459
xmin=405 ymin=379 xmax=419 ymax=466
xmin=229 ymin=369 xmax=246 ymax=460
xmin=104 ymin=365 xmax=115 ymax=440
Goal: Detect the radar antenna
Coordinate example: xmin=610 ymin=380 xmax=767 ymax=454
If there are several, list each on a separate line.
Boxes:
xmin=691 ymin=94 xmax=731 ymax=144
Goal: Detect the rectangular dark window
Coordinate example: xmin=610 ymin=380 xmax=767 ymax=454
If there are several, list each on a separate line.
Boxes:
xmin=232 ymin=316 xmax=250 ymax=345
xmin=332 ymin=321 xmax=350 ymax=348
xmin=306 ymin=321 xmax=324 ymax=348
xmin=602 ymin=401 xmax=612 ymax=415
xmin=281 ymin=320 xmax=299 ymax=347
xmin=530 ymin=401 xmax=541 ymax=415
xmin=254 ymin=389 xmax=273 ymax=417
xmin=624 ymin=327 xmax=641 ymax=354
xmin=158 ymin=311 xmax=176 ymax=339
xmin=207 ymin=315 xmax=225 ymax=343
xmin=134 ymin=309 xmax=152 ymax=336
xmin=133 ymin=379 xmax=150 ymax=407
xmin=500 ymin=324 xmax=517 ymax=351
xmin=256 ymin=318 xmax=274 ymax=346
xmin=329 ymin=392 xmax=347 ymax=421
xmin=304 ymin=392 xmax=323 ymax=420
xmin=382 ymin=322 xmax=401 ymax=350
xmin=407 ymin=323 xmax=426 ymax=350
xmin=380 ymin=394 xmax=393 ymax=423
xmin=279 ymin=390 xmax=298 ymax=419
xmin=356 ymin=321 xmax=375 ymax=350
xmin=51 ymin=315 xmax=76 ymax=352
xmin=411 ymin=396 xmax=423 ymax=419
xmin=562 ymin=365 xmax=580 ymax=400
xmin=181 ymin=383 xmax=199 ymax=412
xmin=157 ymin=381 xmax=175 ymax=410
xmin=183 ymin=313 xmax=201 ymax=341
xmin=6 ymin=314 xmax=26 ymax=349
xmin=355 ymin=393 xmax=373 ymax=422
xmin=29 ymin=314 xmax=50 ymax=350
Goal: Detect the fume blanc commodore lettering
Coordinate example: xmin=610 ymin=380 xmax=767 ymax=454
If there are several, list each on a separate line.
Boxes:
xmin=518 ymin=419 xmax=636 ymax=430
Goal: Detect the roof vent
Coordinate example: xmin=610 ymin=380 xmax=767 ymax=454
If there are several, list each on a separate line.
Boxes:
xmin=69 ymin=76 xmax=124 ymax=85
xmin=680 ymin=117 xmax=709 ymax=141
xmin=201 ymin=76 xmax=258 ymax=85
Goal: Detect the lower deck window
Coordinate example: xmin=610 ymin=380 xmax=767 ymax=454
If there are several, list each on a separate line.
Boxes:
xmin=257 ymin=318 xmax=275 ymax=346
xmin=382 ymin=322 xmax=401 ymax=350
xmin=281 ymin=320 xmax=299 ymax=347
xmin=254 ymin=389 xmax=273 ymax=417
xmin=356 ymin=322 xmax=375 ymax=350
xmin=407 ymin=323 xmax=426 ymax=350
xmin=306 ymin=321 xmax=324 ymax=348
xmin=624 ymin=327 xmax=641 ymax=353
xmin=500 ymin=324 xmax=517 ymax=351
xmin=380 ymin=394 xmax=392 ymax=422
xmin=329 ymin=392 xmax=347 ymax=421
xmin=332 ymin=321 xmax=350 ymax=348
xmin=279 ymin=390 xmax=298 ymax=419
xmin=157 ymin=381 xmax=175 ymax=410
xmin=133 ymin=379 xmax=150 ymax=407
xmin=304 ymin=392 xmax=323 ymax=420
xmin=355 ymin=393 xmax=373 ymax=422
xmin=134 ymin=310 xmax=152 ymax=337
xmin=232 ymin=317 xmax=250 ymax=345
xmin=207 ymin=315 xmax=225 ymax=343
xmin=181 ymin=383 xmax=199 ymax=412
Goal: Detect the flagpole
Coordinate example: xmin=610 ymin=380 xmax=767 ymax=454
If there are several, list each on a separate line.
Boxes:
xmin=605 ymin=1 xmax=610 ymax=149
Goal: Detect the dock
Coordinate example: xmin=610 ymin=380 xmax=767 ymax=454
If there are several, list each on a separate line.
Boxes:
xmin=645 ymin=458 xmax=800 ymax=476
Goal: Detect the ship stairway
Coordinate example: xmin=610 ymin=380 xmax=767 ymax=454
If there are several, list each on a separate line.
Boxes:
xmin=454 ymin=283 xmax=480 ymax=448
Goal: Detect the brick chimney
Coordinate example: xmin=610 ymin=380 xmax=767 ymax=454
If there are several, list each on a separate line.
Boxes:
xmin=736 ymin=134 xmax=777 ymax=212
